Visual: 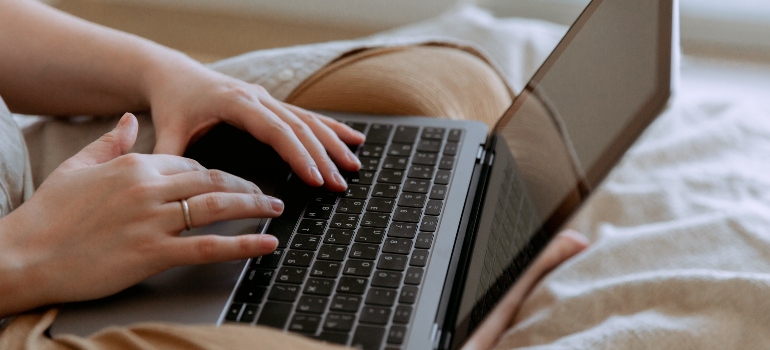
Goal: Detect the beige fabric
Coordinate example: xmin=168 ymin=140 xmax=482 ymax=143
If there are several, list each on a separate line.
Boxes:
xmin=0 ymin=95 xmax=34 ymax=217
xmin=0 ymin=44 xmax=512 ymax=349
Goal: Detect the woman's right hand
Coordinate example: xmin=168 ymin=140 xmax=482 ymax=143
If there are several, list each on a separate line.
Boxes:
xmin=0 ymin=113 xmax=281 ymax=317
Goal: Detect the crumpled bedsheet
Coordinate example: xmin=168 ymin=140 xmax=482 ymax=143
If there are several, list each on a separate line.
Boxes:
xmin=16 ymin=5 xmax=770 ymax=349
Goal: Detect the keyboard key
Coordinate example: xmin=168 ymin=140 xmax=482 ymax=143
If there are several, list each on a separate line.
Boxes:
xmin=421 ymin=127 xmax=446 ymax=140
xmin=316 ymin=331 xmax=349 ymax=345
xmin=430 ymin=185 xmax=448 ymax=200
xmin=377 ymin=253 xmax=408 ymax=271
xmin=352 ymin=325 xmax=386 ymax=349
xmin=337 ymin=276 xmax=368 ymax=294
xmin=410 ymin=249 xmax=429 ymax=267
xmin=239 ymin=304 xmax=258 ymax=323
xmin=256 ymin=302 xmax=292 ymax=328
xmin=393 ymin=207 xmax=421 ymax=223
xmin=243 ymin=268 xmax=274 ymax=287
xmin=318 ymin=244 xmax=347 ymax=261
xmin=447 ymin=128 xmax=463 ymax=142
xmin=420 ymin=216 xmax=439 ymax=232
xmin=392 ymin=126 xmax=419 ymax=143
xmin=304 ymin=204 xmax=333 ymax=220
xmin=359 ymin=157 xmax=380 ymax=171
xmin=309 ymin=189 xmax=339 ymax=205
xmin=310 ymin=261 xmax=342 ymax=278
xmin=361 ymin=213 xmax=390 ymax=228
xmin=366 ymin=198 xmax=395 ymax=213
xmin=349 ymin=243 xmax=380 ymax=260
xmin=399 ymin=286 xmax=418 ymax=304
xmin=366 ymin=288 xmax=397 ymax=306
xmin=407 ymin=165 xmax=435 ymax=180
xmin=377 ymin=170 xmax=405 ymax=184
xmin=413 ymin=152 xmax=438 ymax=166
xmin=359 ymin=306 xmax=392 ymax=324
xmin=365 ymin=124 xmax=392 ymax=144
xmin=234 ymin=286 xmax=267 ymax=304
xmin=360 ymin=144 xmax=384 ymax=158
xmin=323 ymin=228 xmax=354 ymax=245
xmin=304 ymin=278 xmax=335 ymax=295
xmin=393 ymin=304 xmax=413 ymax=324
xmin=252 ymin=249 xmax=283 ymax=268
xmin=297 ymin=219 xmax=326 ymax=235
xmin=387 ymin=325 xmax=408 ymax=345
xmin=323 ymin=313 xmax=356 ymax=332
xmin=397 ymin=193 xmax=426 ymax=208
xmin=345 ymin=121 xmax=367 ymax=134
xmin=404 ymin=267 xmax=424 ymax=285
xmin=443 ymin=141 xmax=459 ymax=156
xmin=344 ymin=185 xmax=370 ymax=199
xmin=330 ymin=213 xmax=360 ymax=230
xmin=225 ymin=303 xmax=242 ymax=322
xmin=435 ymin=170 xmax=451 ymax=185
xmin=296 ymin=295 xmax=329 ymax=314
xmin=289 ymin=314 xmax=321 ymax=333
xmin=403 ymin=179 xmax=430 ymax=193
xmin=268 ymin=284 xmax=301 ymax=302
xmin=336 ymin=199 xmax=365 ymax=214
xmin=343 ymin=259 xmax=374 ymax=277
xmin=275 ymin=267 xmax=308 ymax=284
xmin=329 ymin=294 xmax=362 ymax=312
xmin=346 ymin=171 xmax=375 ymax=185
xmin=416 ymin=140 xmax=441 ymax=153
xmin=355 ymin=227 xmax=386 ymax=244
xmin=387 ymin=144 xmax=413 ymax=157
xmin=415 ymin=232 xmax=434 ymax=249
xmin=372 ymin=184 xmax=400 ymax=198
xmin=438 ymin=156 xmax=455 ymax=170
xmin=383 ymin=238 xmax=413 ymax=255
xmin=266 ymin=218 xmax=298 ymax=248
xmin=290 ymin=234 xmax=321 ymax=250
xmin=382 ymin=156 xmax=408 ymax=170
xmin=424 ymin=200 xmax=443 ymax=216
xmin=372 ymin=270 xmax=403 ymax=289
xmin=388 ymin=222 xmax=417 ymax=239
xmin=284 ymin=250 xmax=314 ymax=266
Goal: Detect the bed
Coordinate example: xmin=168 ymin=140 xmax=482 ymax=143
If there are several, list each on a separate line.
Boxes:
xmin=16 ymin=5 xmax=770 ymax=349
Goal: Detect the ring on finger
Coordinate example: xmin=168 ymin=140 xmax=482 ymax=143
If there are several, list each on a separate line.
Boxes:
xmin=180 ymin=199 xmax=192 ymax=231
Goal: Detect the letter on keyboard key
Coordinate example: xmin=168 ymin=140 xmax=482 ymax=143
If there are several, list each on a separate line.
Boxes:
xmin=366 ymin=288 xmax=397 ymax=306
xmin=337 ymin=276 xmax=368 ymax=294
xmin=372 ymin=184 xmax=399 ymax=198
xmin=361 ymin=213 xmax=390 ymax=228
xmin=360 ymin=144 xmax=384 ymax=158
xmin=393 ymin=305 xmax=414 ymax=324
xmin=377 ymin=170 xmax=405 ymax=184
xmin=378 ymin=253 xmax=408 ymax=271
xmin=372 ymin=270 xmax=403 ymax=289
xmin=387 ymin=222 xmax=417 ymax=238
xmin=399 ymin=286 xmax=418 ymax=304
xmin=407 ymin=165 xmax=435 ymax=180
xmin=430 ymin=185 xmax=448 ymax=200
xmin=268 ymin=284 xmax=300 ymax=302
xmin=243 ymin=268 xmax=274 ymax=287
xmin=257 ymin=302 xmax=292 ymax=329
xmin=330 ymin=213 xmax=360 ymax=230
xmin=398 ymin=193 xmax=426 ymax=208
xmin=387 ymin=325 xmax=408 ymax=345
xmin=413 ymin=152 xmax=438 ymax=166
xmin=359 ymin=306 xmax=392 ymax=324
xmin=355 ymin=227 xmax=386 ymax=244
xmin=403 ymin=179 xmax=430 ymax=193
xmin=366 ymin=198 xmax=395 ymax=213
xmin=310 ymin=261 xmax=342 ymax=278
xmin=343 ymin=259 xmax=373 ymax=277
xmin=296 ymin=296 xmax=329 ymax=314
xmin=344 ymin=185 xmax=370 ymax=199
xmin=424 ymin=200 xmax=443 ymax=216
xmin=383 ymin=238 xmax=413 ymax=255
xmin=324 ymin=313 xmax=356 ymax=332
xmin=420 ymin=216 xmax=438 ymax=232
xmin=318 ymin=245 xmax=348 ymax=261
xmin=290 ymin=234 xmax=321 ymax=250
xmin=421 ymin=127 xmax=446 ymax=140
xmin=404 ymin=267 xmax=424 ymax=285
xmin=304 ymin=278 xmax=335 ymax=296
xmin=410 ymin=249 xmax=429 ymax=267
xmin=415 ymin=232 xmax=434 ymax=249
xmin=435 ymin=170 xmax=451 ymax=185
xmin=284 ymin=250 xmax=314 ymax=267
xmin=336 ymin=199 xmax=364 ymax=214
xmin=349 ymin=243 xmax=380 ymax=260
xmin=289 ymin=314 xmax=321 ymax=333
xmin=447 ymin=128 xmax=463 ymax=141
xmin=297 ymin=219 xmax=326 ymax=234
xmin=393 ymin=207 xmax=421 ymax=223
xmin=276 ymin=267 xmax=308 ymax=284
xmin=323 ymin=228 xmax=354 ymax=245
xmin=416 ymin=140 xmax=441 ymax=153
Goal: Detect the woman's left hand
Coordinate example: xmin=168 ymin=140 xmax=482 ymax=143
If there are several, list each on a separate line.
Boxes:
xmin=145 ymin=61 xmax=365 ymax=192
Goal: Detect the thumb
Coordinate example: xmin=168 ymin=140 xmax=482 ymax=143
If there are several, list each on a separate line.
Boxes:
xmin=152 ymin=126 xmax=187 ymax=156
xmin=60 ymin=113 xmax=139 ymax=171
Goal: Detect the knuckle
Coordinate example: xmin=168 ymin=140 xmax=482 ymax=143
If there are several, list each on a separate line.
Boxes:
xmin=118 ymin=153 xmax=145 ymax=167
xmin=207 ymin=169 xmax=229 ymax=188
xmin=268 ymin=119 xmax=294 ymax=137
xmin=196 ymin=236 xmax=218 ymax=262
xmin=204 ymin=194 xmax=227 ymax=214
xmin=186 ymin=158 xmax=204 ymax=171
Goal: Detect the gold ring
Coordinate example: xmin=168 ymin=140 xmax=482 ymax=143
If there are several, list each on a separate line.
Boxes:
xmin=180 ymin=199 xmax=192 ymax=231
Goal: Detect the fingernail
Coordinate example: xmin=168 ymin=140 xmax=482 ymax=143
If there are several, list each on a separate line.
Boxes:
xmin=118 ymin=113 xmax=131 ymax=127
xmin=261 ymin=235 xmax=279 ymax=250
xmin=347 ymin=151 xmax=362 ymax=168
xmin=310 ymin=166 xmax=324 ymax=185
xmin=333 ymin=171 xmax=347 ymax=188
xmin=269 ymin=197 xmax=284 ymax=213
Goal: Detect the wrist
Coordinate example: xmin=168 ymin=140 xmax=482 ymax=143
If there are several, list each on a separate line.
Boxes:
xmin=0 ymin=211 xmax=50 ymax=317
xmin=139 ymin=45 xmax=206 ymax=108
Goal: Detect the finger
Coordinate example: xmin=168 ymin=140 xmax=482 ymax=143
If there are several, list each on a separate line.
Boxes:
xmin=160 ymin=169 xmax=262 ymax=201
xmin=166 ymin=233 xmax=279 ymax=266
xmin=141 ymin=154 xmax=207 ymax=175
xmin=285 ymin=105 xmax=362 ymax=172
xmin=462 ymin=230 xmax=589 ymax=350
xmin=232 ymin=102 xmax=325 ymax=188
xmin=153 ymin=120 xmax=189 ymax=156
xmin=164 ymin=193 xmax=284 ymax=231
xmin=282 ymin=103 xmax=366 ymax=145
xmin=59 ymin=113 xmax=138 ymax=171
xmin=262 ymin=99 xmax=347 ymax=191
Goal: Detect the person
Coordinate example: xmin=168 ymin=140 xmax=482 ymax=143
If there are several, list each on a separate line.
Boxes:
xmin=0 ymin=0 xmax=588 ymax=348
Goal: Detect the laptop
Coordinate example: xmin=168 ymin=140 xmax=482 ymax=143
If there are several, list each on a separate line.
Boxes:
xmin=50 ymin=0 xmax=677 ymax=349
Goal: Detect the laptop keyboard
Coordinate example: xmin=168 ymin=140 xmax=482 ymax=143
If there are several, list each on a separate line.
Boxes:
xmin=223 ymin=122 xmax=463 ymax=350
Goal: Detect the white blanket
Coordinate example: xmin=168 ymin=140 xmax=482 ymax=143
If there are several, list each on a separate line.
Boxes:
xmin=18 ymin=5 xmax=770 ymax=349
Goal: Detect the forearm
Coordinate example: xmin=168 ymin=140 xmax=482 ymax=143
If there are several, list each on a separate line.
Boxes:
xmin=0 ymin=0 xmax=200 ymax=116
xmin=0 ymin=213 xmax=48 ymax=318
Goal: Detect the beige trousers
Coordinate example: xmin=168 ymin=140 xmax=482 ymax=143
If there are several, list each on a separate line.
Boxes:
xmin=0 ymin=46 xmax=512 ymax=350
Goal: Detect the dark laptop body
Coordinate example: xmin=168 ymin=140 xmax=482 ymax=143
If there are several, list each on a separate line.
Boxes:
xmin=50 ymin=1 xmax=677 ymax=349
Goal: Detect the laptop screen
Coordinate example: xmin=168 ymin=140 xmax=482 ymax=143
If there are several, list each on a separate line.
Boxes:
xmin=449 ymin=0 xmax=673 ymax=344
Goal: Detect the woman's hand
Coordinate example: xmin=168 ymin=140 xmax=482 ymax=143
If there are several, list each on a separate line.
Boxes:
xmin=0 ymin=114 xmax=281 ymax=317
xmin=462 ymin=230 xmax=589 ymax=350
xmin=145 ymin=59 xmax=365 ymax=192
